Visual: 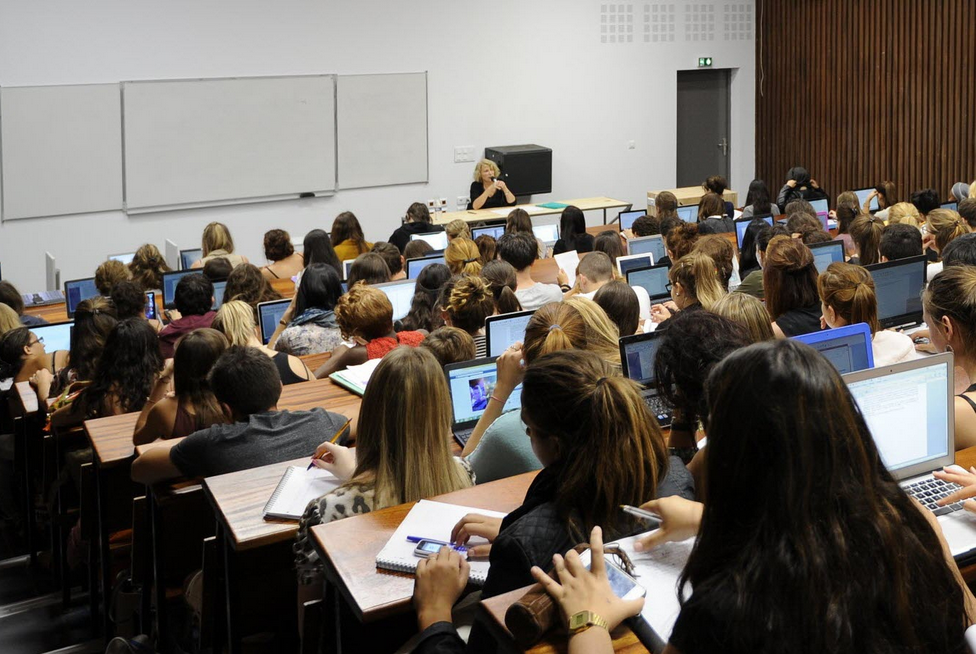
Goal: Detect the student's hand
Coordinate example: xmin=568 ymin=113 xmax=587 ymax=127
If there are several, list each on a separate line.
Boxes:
xmin=828 ymin=209 xmax=837 ymax=220
xmin=160 ymin=358 xmax=175 ymax=380
xmin=786 ymin=179 xmax=797 ymax=188
xmin=495 ymin=344 xmax=525 ymax=395
xmin=310 ymin=441 xmax=357 ymax=480
xmin=922 ymin=232 xmax=937 ymax=252
xmin=650 ymin=304 xmax=672 ymax=323
xmin=557 ymin=268 xmax=569 ymax=287
xmin=935 ymin=467 xmax=976 ymax=510
xmin=30 ymin=368 xmax=54 ymax=399
xmin=531 ymin=526 xmax=644 ymax=631
xmin=623 ymin=228 xmax=636 ymax=240
xmin=167 ymin=309 xmax=183 ymax=322
xmin=451 ymin=513 xmax=503 ymax=558
xmin=282 ymin=296 xmax=298 ymax=324
xmin=413 ymin=546 xmax=470 ymax=631
xmin=810 ymin=178 xmax=820 ymax=189
xmin=632 ymin=496 xmax=703 ymax=552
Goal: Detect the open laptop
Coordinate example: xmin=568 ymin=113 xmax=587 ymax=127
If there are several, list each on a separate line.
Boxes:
xmin=844 ymin=353 xmax=976 ymax=559
xmin=471 ymin=224 xmax=506 ymax=241
xmin=809 ymin=198 xmax=830 ymax=229
xmin=675 ymin=205 xmax=698 ymax=223
xmin=63 ymin=277 xmax=99 ymax=318
xmin=28 ymin=321 xmax=74 ymax=353
xmin=342 ymin=260 xmax=356 ymax=280
xmin=619 ymin=331 xmax=672 ymax=427
xmin=793 ymin=323 xmax=874 ymax=374
xmin=627 ymin=235 xmax=666 ymax=262
xmin=22 ymin=290 xmax=65 ymax=307
xmin=853 ymin=187 xmax=880 ymax=212
xmin=532 ymin=223 xmax=560 ymax=246
xmin=374 ymin=279 xmax=415 ymax=322
xmin=161 ymin=270 xmax=198 ymax=309
xmin=485 ymin=309 xmax=535 ymax=357
xmin=617 ymin=253 xmax=655 ymax=277
xmin=257 ymin=299 xmax=291 ymax=344
xmin=734 ymin=216 xmax=774 ymax=249
xmin=406 ymin=254 xmax=446 ymax=279
xmin=626 ymin=263 xmax=671 ymax=303
xmin=180 ymin=248 xmax=203 ymax=270
xmin=942 ymin=201 xmax=959 ymax=212
xmin=864 ymin=255 xmax=927 ymax=329
xmin=808 ymin=240 xmax=845 ymax=275
xmin=618 ymin=209 xmax=646 ymax=230
xmin=444 ymin=356 xmax=522 ymax=447
xmin=108 ymin=252 xmax=136 ymax=265
xmin=410 ymin=231 xmax=449 ymax=251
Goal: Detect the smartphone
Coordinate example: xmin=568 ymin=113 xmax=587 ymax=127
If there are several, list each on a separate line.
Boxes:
xmin=413 ymin=539 xmax=451 ymax=559
xmin=578 ymin=550 xmax=646 ymax=601
xmin=144 ymin=291 xmax=157 ymax=320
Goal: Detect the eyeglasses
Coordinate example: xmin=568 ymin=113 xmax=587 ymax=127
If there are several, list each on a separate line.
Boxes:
xmin=29 ymin=337 xmax=44 ymax=346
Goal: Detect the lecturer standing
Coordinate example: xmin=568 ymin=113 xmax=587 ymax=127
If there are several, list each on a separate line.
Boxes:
xmin=468 ymin=159 xmax=516 ymax=210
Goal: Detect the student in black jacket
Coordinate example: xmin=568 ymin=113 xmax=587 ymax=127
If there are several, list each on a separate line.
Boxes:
xmin=388 ymin=202 xmax=445 ymax=253
xmin=776 ymin=166 xmax=829 ymax=212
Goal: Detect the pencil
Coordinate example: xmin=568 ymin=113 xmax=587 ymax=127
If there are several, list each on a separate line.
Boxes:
xmin=307 ymin=418 xmax=352 ymax=470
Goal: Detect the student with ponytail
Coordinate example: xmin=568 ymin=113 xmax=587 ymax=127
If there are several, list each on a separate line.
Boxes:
xmin=480 ymin=260 xmax=522 ymax=315
xmin=848 ymin=214 xmax=885 ymax=266
xmin=763 ymin=235 xmax=822 ymax=337
xmin=924 ymin=209 xmax=972 ymax=281
xmin=444 ymin=237 xmax=483 ymax=276
xmin=650 ymin=252 xmax=726 ymax=325
xmin=818 ymin=262 xmax=918 ymax=366
xmin=441 ymin=275 xmax=495 ymax=358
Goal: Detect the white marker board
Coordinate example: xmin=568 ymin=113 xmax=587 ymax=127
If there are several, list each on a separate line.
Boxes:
xmin=122 ymin=75 xmax=336 ymax=212
xmin=0 ymin=84 xmax=123 ymax=220
xmin=337 ymin=73 xmax=428 ymax=189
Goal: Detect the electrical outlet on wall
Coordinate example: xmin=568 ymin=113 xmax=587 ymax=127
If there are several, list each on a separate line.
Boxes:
xmin=454 ymin=146 xmax=475 ymax=163
xmin=628 ymin=140 xmax=636 ymax=150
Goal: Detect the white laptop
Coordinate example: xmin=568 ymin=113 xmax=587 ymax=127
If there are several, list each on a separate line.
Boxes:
xmin=844 ymin=353 xmax=976 ymax=559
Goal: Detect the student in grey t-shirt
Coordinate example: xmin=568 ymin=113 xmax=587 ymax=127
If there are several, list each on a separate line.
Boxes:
xmin=132 ymin=346 xmax=350 ymax=484
xmin=499 ymin=233 xmax=564 ymax=312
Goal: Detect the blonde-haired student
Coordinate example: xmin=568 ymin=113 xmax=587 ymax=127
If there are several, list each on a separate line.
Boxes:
xmin=211 ymin=300 xmax=313 ymax=385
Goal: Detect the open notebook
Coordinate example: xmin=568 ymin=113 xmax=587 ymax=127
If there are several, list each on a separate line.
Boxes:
xmin=329 ymin=358 xmax=382 ymax=396
xmin=262 ymin=466 xmax=339 ymax=520
xmin=375 ymin=500 xmax=507 ymax=584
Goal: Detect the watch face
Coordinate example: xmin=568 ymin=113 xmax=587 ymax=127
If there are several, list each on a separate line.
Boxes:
xmin=569 ymin=611 xmax=589 ymax=630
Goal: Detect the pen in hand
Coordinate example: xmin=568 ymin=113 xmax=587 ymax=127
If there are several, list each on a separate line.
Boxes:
xmin=307 ymin=418 xmax=352 ymax=470
xmin=620 ymin=504 xmax=663 ymax=528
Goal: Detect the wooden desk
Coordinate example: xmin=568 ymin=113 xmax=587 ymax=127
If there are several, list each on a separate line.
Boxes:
xmin=529 ymin=259 xmax=560 ymax=286
xmin=23 ymin=302 xmax=70 ymax=323
xmin=433 ymin=197 xmax=633 ymax=226
xmin=647 ymin=187 xmax=738 ymax=209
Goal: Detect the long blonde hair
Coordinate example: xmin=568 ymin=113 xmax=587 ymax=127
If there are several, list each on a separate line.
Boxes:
xmin=211 ymin=300 xmax=256 ymax=346
xmin=202 ymin=222 xmax=235 ymax=256
xmin=669 ymin=252 xmax=726 ymax=311
xmin=887 ymin=202 xmax=921 ymax=227
xmin=445 ymin=238 xmax=483 ymax=276
xmin=445 ymin=219 xmax=472 ymax=241
xmin=0 ymin=304 xmax=20 ymax=337
xmin=817 ymin=262 xmax=880 ymax=334
xmin=351 ymin=347 xmax=471 ymax=507
xmin=927 ymin=209 xmax=971 ymax=253
xmin=523 ymin=299 xmax=621 ymax=366
xmin=711 ymin=293 xmax=774 ymax=342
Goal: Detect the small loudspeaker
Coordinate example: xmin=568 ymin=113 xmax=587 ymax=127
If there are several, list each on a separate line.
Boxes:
xmin=484 ymin=145 xmax=553 ymax=197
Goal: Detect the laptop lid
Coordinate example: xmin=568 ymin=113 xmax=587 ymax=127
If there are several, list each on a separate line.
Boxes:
xmin=808 ymin=198 xmax=829 ymax=229
xmin=864 ymin=255 xmax=927 ymax=329
xmin=675 ymin=205 xmax=699 ymax=223
xmin=28 ymin=321 xmax=74 ymax=353
xmin=485 ymin=309 xmax=536 ymax=357
xmin=617 ymin=254 xmax=655 ymax=277
xmin=843 ymin=353 xmax=953 ymax=481
xmin=161 ymin=270 xmax=198 ymax=308
xmin=471 ymin=224 xmax=506 ymax=241
xmin=619 ymin=331 xmax=665 ymax=389
xmin=627 ymin=235 xmax=666 ymax=262
xmin=410 ymin=231 xmax=449 ymax=251
xmin=734 ymin=216 xmax=774 ymax=249
xmin=212 ymin=280 xmax=228 ymax=310
xmin=374 ymin=279 xmax=415 ymax=322
xmin=808 ymin=240 xmax=845 ymax=275
xmin=63 ymin=277 xmax=99 ymax=318
xmin=618 ymin=209 xmax=646 ymax=230
xmin=406 ymin=254 xmax=446 ymax=279
xmin=107 ymin=252 xmax=136 ymax=265
xmin=793 ymin=323 xmax=874 ymax=374
xmin=444 ymin=356 xmax=522 ymax=430
xmin=257 ymin=299 xmax=292 ymax=344
xmin=342 ymin=260 xmax=356 ymax=280
xmin=854 ymin=188 xmax=880 ymax=212
xmin=532 ymin=223 xmax=560 ymax=245
xmin=626 ymin=263 xmax=671 ymax=302
xmin=179 ymin=248 xmax=203 ymax=270
xmin=941 ymin=201 xmax=958 ymax=212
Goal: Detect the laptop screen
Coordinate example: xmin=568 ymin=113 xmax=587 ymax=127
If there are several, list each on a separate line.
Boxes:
xmin=406 ymin=255 xmax=446 ymax=279
xmin=676 ymin=205 xmax=698 ymax=223
xmin=180 ymin=248 xmax=203 ymax=270
xmin=845 ymin=356 xmax=952 ymax=478
xmin=793 ymin=323 xmax=874 ymax=374
xmin=620 ymin=333 xmax=663 ymax=386
xmin=258 ymin=299 xmax=291 ymax=344
xmin=618 ymin=255 xmax=654 ymax=277
xmin=735 ymin=216 xmax=774 ymax=249
xmin=808 ymin=198 xmax=829 ymax=228
xmin=941 ymin=201 xmax=958 ymax=212
xmin=446 ymin=357 xmax=522 ymax=427
xmin=375 ymin=280 xmax=415 ymax=321
xmin=532 ymin=224 xmax=559 ymax=244
xmin=854 ymin=188 xmax=880 ymax=212
xmin=619 ymin=209 xmax=646 ymax=230
xmin=627 ymin=235 xmax=666 ymax=262
xmin=626 ymin=264 xmax=671 ymax=301
xmin=108 ymin=252 xmax=136 ymax=265
xmin=471 ymin=225 xmax=506 ymax=241
xmin=486 ymin=309 xmax=535 ymax=357
xmin=864 ymin=256 xmax=926 ymax=328
xmin=809 ymin=240 xmax=845 ymax=275
xmin=29 ymin=321 xmax=74 ymax=353
xmin=212 ymin=281 xmax=228 ymax=310
xmin=64 ymin=278 xmax=99 ymax=316
xmin=162 ymin=270 xmax=198 ymax=308
xmin=410 ymin=231 xmax=449 ymax=251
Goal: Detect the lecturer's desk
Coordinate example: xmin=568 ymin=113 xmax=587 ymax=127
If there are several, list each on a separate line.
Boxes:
xmin=310 ymin=471 xmax=536 ymax=650
xmin=434 ymin=197 xmax=632 ymax=226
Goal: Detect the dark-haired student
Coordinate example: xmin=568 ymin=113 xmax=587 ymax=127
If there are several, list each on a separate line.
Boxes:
xmin=111 ymin=279 xmax=161 ymax=333
xmin=628 ymin=213 xmax=660 ymax=238
xmin=201 ymin=257 xmax=233 ymax=283
xmin=331 ymin=211 xmax=372 ymax=263
xmin=593 ymin=280 xmax=641 ymax=336
xmin=301 ymin=229 xmax=343 ymax=280
xmin=260 ymin=228 xmax=304 ymax=281
xmin=702 ymin=175 xmax=735 ymax=220
xmin=696 ymin=192 xmax=733 ymax=234
xmin=634 ymin=339 xmax=976 ymax=654
xmin=480 ymin=260 xmax=522 ymax=315
xmin=505 ymin=208 xmax=547 ymax=258
xmin=270 ymin=264 xmax=344 ymax=356
xmin=347 ymin=252 xmax=392 ymax=287
xmin=388 ymin=202 xmax=444 ymax=254
xmin=225 ymin=263 xmax=282 ymax=316
xmin=739 ymin=178 xmax=782 ymax=219
xmin=420 ymin=326 xmax=477 ymax=366
xmin=498 ymin=233 xmax=563 ymax=311
xmin=879 ymin=222 xmax=923 ymax=262
xmin=129 ymin=244 xmax=171 ymax=291
xmin=39 ymin=297 xmax=118 ymax=402
xmin=763 ymin=235 xmax=822 ymax=338
xmin=551 ymin=206 xmax=594 ymax=255
xmin=775 ymin=166 xmax=828 ymax=212
xmin=942 ymin=233 xmax=976 ymax=268
xmin=94 ymin=260 xmax=130 ymax=296
xmin=158 ymin=274 xmax=216 ymax=359
xmin=0 ymin=280 xmax=48 ymax=327
xmin=911 ymin=187 xmax=941 ymax=217
xmin=398 ymin=264 xmax=451 ymax=333
xmin=0 ymin=328 xmax=68 ymax=395
xmin=734 ymin=223 xmax=788 ymax=299
xmin=372 ymin=241 xmax=406 ymax=281
xmin=131 ymin=346 xmax=351 ymax=484
xmin=848 ymin=214 xmax=884 ymax=266
xmin=959 ymin=197 xmax=976 ymax=230
xmin=402 ymin=238 xmax=434 ymax=261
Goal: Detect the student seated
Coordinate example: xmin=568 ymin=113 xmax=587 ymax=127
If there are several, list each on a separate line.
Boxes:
xmin=848 ymin=214 xmax=884 ymax=266
xmin=36 ymin=297 xmax=118 ymax=403
xmin=573 ymin=251 xmax=614 ymax=300
xmin=924 ymin=209 xmax=971 ymax=281
xmin=879 ymin=222 xmax=923 ymax=262
xmin=0 ymin=327 xmax=69 ymax=392
xmin=130 ymin=346 xmax=350 ymax=484
xmin=371 ymin=241 xmax=406 ymax=281
xmin=737 ymin=217 xmax=770 ymax=281
xmin=212 ymin=300 xmax=313 ymax=385
xmin=445 ymin=238 xmax=483 ymax=276
xmin=665 ymin=222 xmax=700 ymax=261
xmin=201 ymin=257 xmax=233 ymax=282
xmin=270 ymin=264 xmax=344 ymax=356
xmin=441 ymin=276 xmax=494 ymax=358
xmin=696 ymin=192 xmax=733 ymax=234
xmin=498 ymin=233 xmax=563 ymax=311
xmin=629 ymin=213 xmax=661 ymax=237
xmin=818 ymin=262 xmax=918 ymax=367
xmin=398 ymin=264 xmax=451 ymax=333
xmin=552 ymin=206 xmax=594 ymax=255
xmin=740 ymin=178 xmax=782 ymax=219
xmin=650 ymin=252 xmax=726 ymax=326
xmin=480 ymin=260 xmax=522 ymax=315
xmin=192 ymin=221 xmax=249 ymax=269
xmin=505 ymin=208 xmax=547 ymax=258
xmin=129 ymin=244 xmax=171 ymax=291
xmin=330 ymin=211 xmax=373 ymax=263
xmin=592 ymin=230 xmax=626 ymax=263
xmin=711 ymin=292 xmax=774 ymax=343
xmin=692 ymin=235 xmax=735 ymax=291
xmin=764 ymin=236 xmax=822 ymax=338
xmin=593 ymin=280 xmax=641 ymax=336
xmin=942 ymin=233 xmax=976 ymax=268
xmin=388 ymin=202 xmax=444 ymax=253
xmin=224 ymin=263 xmax=282 ymax=316
xmin=419 ymin=326 xmax=477 ymax=366
xmin=347 ymin=252 xmax=391 ymax=286
xmin=910 ymin=187 xmax=941 ymax=219
xmin=260 ymin=228 xmax=304 ymax=281
xmin=444 ymin=218 xmax=472 ymax=242
xmin=300 ymin=229 xmax=343 ymax=280
xmin=703 ymin=175 xmax=735 ymax=219
xmin=776 ymin=166 xmax=828 ymax=211
xmin=94 ymin=259 xmax=130 ymax=296
xmin=958 ymin=197 xmax=976 ymax=230
xmin=734 ymin=223 xmax=789 ymax=299
xmin=634 ymin=340 xmax=975 ymax=653
xmin=402 ymin=238 xmax=434 ymax=261
xmin=294 ymin=347 xmax=473 ymax=585
xmin=111 ymin=279 xmax=161 ymax=334
xmin=0 ymin=281 xmax=48 ymax=327
xmin=314 ymin=285 xmax=425 ymax=377
xmin=474 ymin=233 xmax=497 ymax=264
xmin=886 ymin=201 xmax=923 ymax=227
xmin=133 ymin=328 xmax=229 ymax=445
xmin=158 ymin=274 xmax=216 ymax=359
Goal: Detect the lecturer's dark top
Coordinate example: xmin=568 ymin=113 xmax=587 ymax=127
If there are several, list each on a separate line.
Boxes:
xmin=467 ymin=181 xmax=517 ymax=211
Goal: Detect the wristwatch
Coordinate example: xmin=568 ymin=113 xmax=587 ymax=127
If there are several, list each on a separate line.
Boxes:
xmin=568 ymin=610 xmax=609 ymax=635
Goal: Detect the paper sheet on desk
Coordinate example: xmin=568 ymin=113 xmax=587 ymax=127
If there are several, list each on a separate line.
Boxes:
xmin=611 ymin=533 xmax=694 ymax=642
xmin=554 ymin=250 xmax=580 ymax=284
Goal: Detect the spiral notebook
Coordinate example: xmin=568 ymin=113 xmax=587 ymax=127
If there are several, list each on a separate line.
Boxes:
xmin=374 ymin=500 xmax=506 ymax=584
xmin=262 ymin=466 xmax=339 ymax=520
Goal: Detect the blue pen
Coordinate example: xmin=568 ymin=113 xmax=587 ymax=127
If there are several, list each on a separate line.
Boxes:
xmin=406 ymin=535 xmax=467 ymax=553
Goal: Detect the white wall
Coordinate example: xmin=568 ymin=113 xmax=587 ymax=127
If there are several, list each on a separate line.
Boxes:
xmin=0 ymin=0 xmax=755 ymax=291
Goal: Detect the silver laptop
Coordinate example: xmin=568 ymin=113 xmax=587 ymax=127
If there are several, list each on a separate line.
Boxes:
xmin=845 ymin=353 xmax=976 ymax=559
xmin=444 ymin=356 xmax=522 ymax=448
xmin=618 ymin=331 xmax=672 ymax=427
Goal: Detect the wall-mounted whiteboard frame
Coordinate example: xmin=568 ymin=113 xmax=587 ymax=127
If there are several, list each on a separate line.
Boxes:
xmin=0 ymin=83 xmax=124 ymax=221
xmin=337 ymin=72 xmax=428 ymax=189
xmin=122 ymin=74 xmax=337 ymax=214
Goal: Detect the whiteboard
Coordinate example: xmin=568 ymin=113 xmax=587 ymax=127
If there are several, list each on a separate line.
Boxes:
xmin=337 ymin=73 xmax=428 ymax=189
xmin=122 ymin=75 xmax=336 ymax=212
xmin=0 ymin=84 xmax=123 ymax=220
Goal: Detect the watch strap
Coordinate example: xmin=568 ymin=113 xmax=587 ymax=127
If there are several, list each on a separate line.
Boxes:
xmin=568 ymin=610 xmax=610 ymax=635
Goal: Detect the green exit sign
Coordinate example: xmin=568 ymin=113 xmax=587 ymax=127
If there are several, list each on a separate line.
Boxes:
xmin=698 ymin=57 xmax=713 ymax=67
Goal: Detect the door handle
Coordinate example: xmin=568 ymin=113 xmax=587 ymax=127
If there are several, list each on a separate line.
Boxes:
xmin=716 ymin=138 xmax=728 ymax=156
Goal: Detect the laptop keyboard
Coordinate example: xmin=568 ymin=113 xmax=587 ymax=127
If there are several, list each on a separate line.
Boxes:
xmin=22 ymin=291 xmax=65 ymax=306
xmin=643 ymin=395 xmax=672 ymax=428
xmin=453 ymin=428 xmax=473 ymax=448
xmin=905 ymin=478 xmax=965 ymax=515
